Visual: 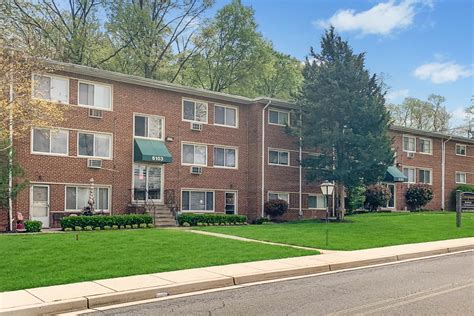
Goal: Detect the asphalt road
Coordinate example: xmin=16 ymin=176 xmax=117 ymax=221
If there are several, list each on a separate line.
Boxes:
xmin=93 ymin=252 xmax=474 ymax=316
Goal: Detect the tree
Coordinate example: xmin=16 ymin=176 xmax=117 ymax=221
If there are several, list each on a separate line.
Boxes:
xmin=0 ymin=47 xmax=65 ymax=143
xmin=229 ymin=47 xmax=303 ymax=99
xmin=183 ymin=0 xmax=267 ymax=92
xmin=364 ymin=184 xmax=391 ymax=212
xmin=105 ymin=0 xmax=213 ymax=81
xmin=3 ymin=0 xmax=112 ymax=66
xmin=298 ymin=28 xmax=394 ymax=219
xmin=388 ymin=94 xmax=451 ymax=132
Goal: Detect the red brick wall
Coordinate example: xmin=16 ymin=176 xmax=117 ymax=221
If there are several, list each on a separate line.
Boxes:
xmin=2 ymin=69 xmax=473 ymax=231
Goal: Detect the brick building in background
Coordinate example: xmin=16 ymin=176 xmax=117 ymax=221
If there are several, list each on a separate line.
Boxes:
xmin=2 ymin=61 xmax=473 ymax=230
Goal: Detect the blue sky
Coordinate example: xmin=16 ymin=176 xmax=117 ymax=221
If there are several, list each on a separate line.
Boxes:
xmin=211 ymin=0 xmax=473 ymax=127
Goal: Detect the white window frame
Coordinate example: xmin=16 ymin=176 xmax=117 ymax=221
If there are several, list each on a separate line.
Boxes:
xmin=419 ymin=137 xmax=433 ymax=155
xmin=132 ymin=164 xmax=164 ymax=204
xmin=268 ymin=191 xmax=289 ymax=202
xmin=268 ymin=108 xmax=290 ymax=126
xmin=181 ymin=189 xmax=215 ymax=212
xmin=268 ymin=149 xmax=290 ymax=166
xmin=31 ymin=128 xmax=69 ymax=157
xmin=64 ymin=185 xmax=111 ymax=212
xmin=307 ymin=194 xmax=327 ymax=210
xmin=455 ymin=172 xmax=467 ymax=184
xmin=403 ymin=135 xmax=416 ymax=153
xmin=133 ymin=113 xmax=165 ymax=141
xmin=77 ymin=80 xmax=113 ymax=111
xmin=213 ymin=146 xmax=238 ymax=169
xmin=455 ymin=144 xmax=467 ymax=156
xmin=182 ymin=98 xmax=209 ymax=124
xmin=418 ymin=168 xmax=432 ymax=185
xmin=77 ymin=131 xmax=113 ymax=159
xmin=403 ymin=166 xmax=416 ymax=184
xmin=214 ymin=104 xmax=239 ymax=128
xmin=31 ymin=73 xmax=70 ymax=104
xmin=181 ymin=142 xmax=208 ymax=166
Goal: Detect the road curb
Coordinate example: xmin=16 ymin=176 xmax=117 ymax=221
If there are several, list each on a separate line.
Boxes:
xmin=2 ymin=246 xmax=473 ymax=316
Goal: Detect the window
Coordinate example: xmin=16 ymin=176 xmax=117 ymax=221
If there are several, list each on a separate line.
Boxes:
xmin=403 ymin=136 xmax=416 ymax=152
xmin=78 ymin=132 xmax=112 ymax=159
xmin=456 ymin=172 xmax=467 ymax=184
xmin=78 ymin=81 xmax=112 ymax=110
xmin=268 ymin=192 xmax=289 ymax=202
xmin=133 ymin=164 xmax=162 ymax=201
xmin=419 ymin=138 xmax=432 ymax=154
xmin=225 ymin=192 xmax=237 ymax=214
xmin=456 ymin=144 xmax=467 ymax=156
xmin=134 ymin=114 xmax=163 ymax=140
xmin=182 ymin=143 xmax=207 ymax=166
xmin=269 ymin=149 xmax=289 ymax=166
xmin=213 ymin=147 xmax=237 ymax=168
xmin=403 ymin=167 xmax=416 ymax=183
xmin=183 ymin=99 xmax=208 ymax=123
xmin=418 ymin=169 xmax=432 ymax=184
xmin=268 ymin=109 xmax=289 ymax=126
xmin=214 ymin=105 xmax=238 ymax=127
xmin=182 ymin=190 xmax=214 ymax=211
xmin=308 ymin=194 xmax=327 ymax=209
xmin=65 ymin=186 xmax=109 ymax=211
xmin=32 ymin=128 xmax=68 ymax=155
xmin=33 ymin=74 xmax=69 ymax=103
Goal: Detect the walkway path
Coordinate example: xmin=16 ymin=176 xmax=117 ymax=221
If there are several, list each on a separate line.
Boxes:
xmin=187 ymin=229 xmax=339 ymax=253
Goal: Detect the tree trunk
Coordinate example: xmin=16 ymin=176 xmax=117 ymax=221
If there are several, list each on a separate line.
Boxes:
xmin=337 ymin=183 xmax=345 ymax=221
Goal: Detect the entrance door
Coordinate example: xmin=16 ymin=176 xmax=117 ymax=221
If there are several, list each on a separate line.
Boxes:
xmin=386 ymin=183 xmax=396 ymax=209
xmin=133 ymin=164 xmax=163 ymax=203
xmin=30 ymin=185 xmax=50 ymax=228
xmin=225 ymin=192 xmax=237 ymax=214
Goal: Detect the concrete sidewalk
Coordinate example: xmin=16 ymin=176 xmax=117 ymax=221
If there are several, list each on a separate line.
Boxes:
xmin=1 ymin=238 xmax=473 ymax=316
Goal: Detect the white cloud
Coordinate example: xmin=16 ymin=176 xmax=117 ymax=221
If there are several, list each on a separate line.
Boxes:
xmin=386 ymin=89 xmax=409 ymax=102
xmin=314 ymin=0 xmax=432 ymax=36
xmin=413 ymin=62 xmax=473 ymax=84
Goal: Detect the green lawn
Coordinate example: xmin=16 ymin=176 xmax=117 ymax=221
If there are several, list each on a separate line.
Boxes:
xmin=0 ymin=229 xmax=317 ymax=292
xmin=198 ymin=212 xmax=474 ymax=251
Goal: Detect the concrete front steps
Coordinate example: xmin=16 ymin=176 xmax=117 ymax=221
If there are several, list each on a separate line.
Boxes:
xmin=149 ymin=205 xmax=177 ymax=227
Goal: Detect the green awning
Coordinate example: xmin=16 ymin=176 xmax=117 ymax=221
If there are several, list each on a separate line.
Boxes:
xmin=134 ymin=138 xmax=172 ymax=163
xmin=384 ymin=166 xmax=408 ymax=182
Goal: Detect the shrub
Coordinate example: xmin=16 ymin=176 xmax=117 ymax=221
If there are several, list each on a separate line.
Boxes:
xmin=74 ymin=226 xmax=82 ymax=231
xmin=119 ymin=225 xmax=126 ymax=229
xmin=365 ymin=184 xmax=391 ymax=211
xmin=94 ymin=227 xmax=101 ymax=231
xmin=132 ymin=224 xmax=138 ymax=229
xmin=139 ymin=223 xmax=147 ymax=229
xmin=147 ymin=223 xmax=155 ymax=228
xmin=253 ymin=217 xmax=270 ymax=225
xmin=125 ymin=225 xmax=132 ymax=229
xmin=347 ymin=185 xmax=366 ymax=213
xmin=84 ymin=226 xmax=93 ymax=231
xmin=406 ymin=184 xmax=434 ymax=211
xmin=103 ymin=225 xmax=111 ymax=230
xmin=264 ymin=199 xmax=288 ymax=218
xmin=112 ymin=225 xmax=119 ymax=230
xmin=64 ymin=227 xmax=73 ymax=232
xmin=60 ymin=214 xmax=153 ymax=230
xmin=24 ymin=220 xmax=42 ymax=232
xmin=177 ymin=213 xmax=247 ymax=226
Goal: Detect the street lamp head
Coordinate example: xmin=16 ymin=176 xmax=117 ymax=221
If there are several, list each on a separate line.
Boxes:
xmin=321 ymin=180 xmax=335 ymax=196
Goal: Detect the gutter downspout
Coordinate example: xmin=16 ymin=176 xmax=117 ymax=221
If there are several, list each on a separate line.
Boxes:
xmin=261 ymin=100 xmax=272 ymax=218
xmin=299 ymin=113 xmax=303 ymax=217
xmin=441 ymin=136 xmax=452 ymax=211
xmin=8 ymin=50 xmax=14 ymax=232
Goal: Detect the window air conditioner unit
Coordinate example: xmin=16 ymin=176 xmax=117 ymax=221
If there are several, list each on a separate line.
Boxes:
xmin=190 ymin=166 xmax=203 ymax=175
xmin=87 ymin=158 xmax=103 ymax=169
xmin=190 ymin=122 xmax=202 ymax=131
xmin=89 ymin=108 xmax=103 ymax=118
xmin=407 ymin=152 xmax=415 ymax=159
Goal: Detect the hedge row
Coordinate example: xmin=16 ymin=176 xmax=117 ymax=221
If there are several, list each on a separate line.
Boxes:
xmin=177 ymin=213 xmax=247 ymax=226
xmin=60 ymin=214 xmax=153 ymax=229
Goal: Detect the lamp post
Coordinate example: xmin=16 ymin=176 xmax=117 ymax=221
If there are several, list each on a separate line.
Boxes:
xmin=321 ymin=180 xmax=335 ymax=246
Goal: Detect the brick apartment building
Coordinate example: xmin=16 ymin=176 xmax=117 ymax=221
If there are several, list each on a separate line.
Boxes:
xmin=1 ymin=61 xmax=473 ymax=230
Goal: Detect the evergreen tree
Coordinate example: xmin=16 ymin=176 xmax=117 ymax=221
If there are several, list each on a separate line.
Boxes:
xmin=298 ymin=28 xmax=394 ymax=219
